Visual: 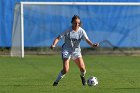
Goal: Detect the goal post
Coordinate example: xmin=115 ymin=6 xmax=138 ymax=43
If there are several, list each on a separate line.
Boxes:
xmin=11 ymin=3 xmax=23 ymax=57
xmin=11 ymin=2 xmax=140 ymax=58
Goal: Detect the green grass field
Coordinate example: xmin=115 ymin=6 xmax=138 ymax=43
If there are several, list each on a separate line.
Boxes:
xmin=0 ymin=55 xmax=140 ymax=93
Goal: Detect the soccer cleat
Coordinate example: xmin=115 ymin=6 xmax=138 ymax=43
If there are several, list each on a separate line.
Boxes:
xmin=80 ymin=76 xmax=87 ymax=86
xmin=53 ymin=82 xmax=58 ymax=86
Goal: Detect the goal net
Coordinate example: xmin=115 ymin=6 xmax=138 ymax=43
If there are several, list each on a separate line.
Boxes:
xmin=11 ymin=2 xmax=140 ymax=58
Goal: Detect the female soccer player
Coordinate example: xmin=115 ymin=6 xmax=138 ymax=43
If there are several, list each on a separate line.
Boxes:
xmin=51 ymin=15 xmax=99 ymax=86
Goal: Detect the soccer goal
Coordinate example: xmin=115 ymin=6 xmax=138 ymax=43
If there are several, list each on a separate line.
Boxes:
xmin=11 ymin=2 xmax=140 ymax=58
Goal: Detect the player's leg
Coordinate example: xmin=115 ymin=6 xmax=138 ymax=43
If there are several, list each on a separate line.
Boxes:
xmin=53 ymin=58 xmax=70 ymax=86
xmin=74 ymin=57 xmax=87 ymax=85
xmin=72 ymin=52 xmax=87 ymax=85
xmin=53 ymin=50 xmax=71 ymax=86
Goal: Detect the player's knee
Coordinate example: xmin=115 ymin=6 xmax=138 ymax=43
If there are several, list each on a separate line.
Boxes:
xmin=62 ymin=68 xmax=69 ymax=74
xmin=80 ymin=66 xmax=86 ymax=72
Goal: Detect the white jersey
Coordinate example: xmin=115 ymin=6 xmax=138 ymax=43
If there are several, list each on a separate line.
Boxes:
xmin=59 ymin=27 xmax=89 ymax=52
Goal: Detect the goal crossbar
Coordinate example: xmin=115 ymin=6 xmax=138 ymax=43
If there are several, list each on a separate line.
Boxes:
xmin=21 ymin=2 xmax=140 ymax=6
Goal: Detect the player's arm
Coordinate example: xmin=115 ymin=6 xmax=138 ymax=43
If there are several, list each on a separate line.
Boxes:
xmin=85 ymin=38 xmax=99 ymax=48
xmin=50 ymin=29 xmax=69 ymax=50
xmin=82 ymin=30 xmax=99 ymax=48
xmin=50 ymin=36 xmax=61 ymax=50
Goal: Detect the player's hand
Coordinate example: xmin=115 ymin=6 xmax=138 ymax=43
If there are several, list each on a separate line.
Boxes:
xmin=50 ymin=45 xmax=55 ymax=50
xmin=92 ymin=43 xmax=99 ymax=48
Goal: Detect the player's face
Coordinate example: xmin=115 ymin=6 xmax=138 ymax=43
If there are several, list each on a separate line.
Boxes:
xmin=72 ymin=18 xmax=81 ymax=29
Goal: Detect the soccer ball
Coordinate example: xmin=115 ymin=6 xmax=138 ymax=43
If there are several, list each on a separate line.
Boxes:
xmin=87 ymin=76 xmax=98 ymax=86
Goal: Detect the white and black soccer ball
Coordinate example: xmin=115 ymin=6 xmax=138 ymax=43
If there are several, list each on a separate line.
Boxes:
xmin=87 ymin=76 xmax=98 ymax=86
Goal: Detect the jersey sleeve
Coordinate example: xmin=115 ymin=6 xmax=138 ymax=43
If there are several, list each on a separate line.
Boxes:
xmin=58 ymin=31 xmax=66 ymax=39
xmin=58 ymin=29 xmax=70 ymax=39
xmin=81 ymin=29 xmax=89 ymax=41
